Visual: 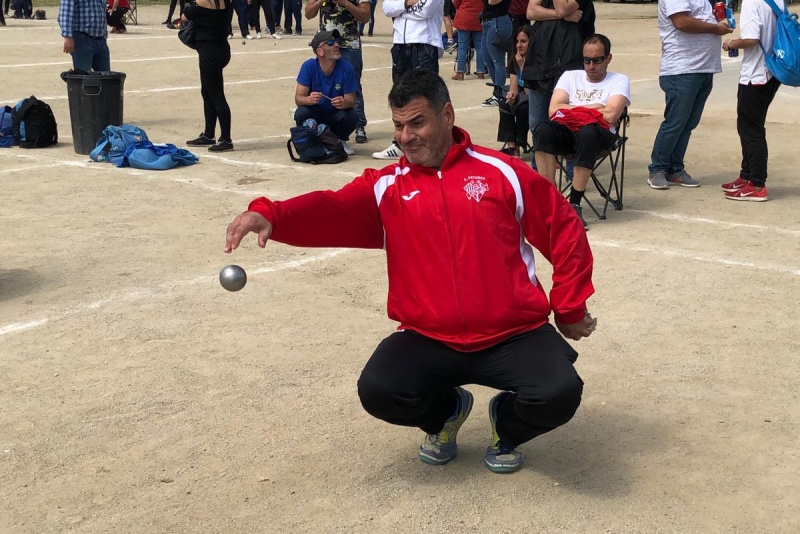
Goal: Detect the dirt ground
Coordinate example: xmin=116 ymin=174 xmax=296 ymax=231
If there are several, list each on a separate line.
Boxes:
xmin=1 ymin=4 xmax=799 ymax=533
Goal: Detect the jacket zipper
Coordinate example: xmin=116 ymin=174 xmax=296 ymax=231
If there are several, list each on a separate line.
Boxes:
xmin=438 ymin=170 xmax=468 ymax=345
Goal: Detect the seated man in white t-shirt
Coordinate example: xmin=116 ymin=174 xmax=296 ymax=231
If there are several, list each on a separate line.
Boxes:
xmin=533 ymin=34 xmax=630 ymax=229
xmin=720 ymin=0 xmax=784 ymax=202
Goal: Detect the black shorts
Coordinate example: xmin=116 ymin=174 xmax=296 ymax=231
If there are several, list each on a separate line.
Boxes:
xmin=534 ymin=121 xmax=617 ymax=169
xmin=443 ymin=0 xmax=455 ymax=19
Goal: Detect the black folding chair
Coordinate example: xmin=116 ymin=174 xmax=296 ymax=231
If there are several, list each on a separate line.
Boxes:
xmin=124 ymin=0 xmax=137 ymax=25
xmin=556 ymin=109 xmax=629 ymax=220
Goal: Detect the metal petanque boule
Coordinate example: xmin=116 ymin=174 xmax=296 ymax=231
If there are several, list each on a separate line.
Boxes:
xmin=219 ymin=265 xmax=247 ymax=292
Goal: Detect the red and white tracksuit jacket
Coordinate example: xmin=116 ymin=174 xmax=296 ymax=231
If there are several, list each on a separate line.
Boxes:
xmin=248 ymin=128 xmax=594 ymax=352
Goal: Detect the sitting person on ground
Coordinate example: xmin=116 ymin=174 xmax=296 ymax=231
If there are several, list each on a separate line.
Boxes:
xmin=294 ymin=30 xmax=359 ymax=156
xmin=533 ymin=34 xmax=630 ymax=230
xmin=106 ymin=0 xmax=130 ymax=33
xmin=497 ymin=24 xmax=533 ymax=157
xmin=304 ymin=0 xmax=371 ymax=143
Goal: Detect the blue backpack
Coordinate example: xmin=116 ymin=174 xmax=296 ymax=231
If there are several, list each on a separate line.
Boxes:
xmin=0 ymin=105 xmax=16 ymax=148
xmin=761 ymin=0 xmax=800 ymax=87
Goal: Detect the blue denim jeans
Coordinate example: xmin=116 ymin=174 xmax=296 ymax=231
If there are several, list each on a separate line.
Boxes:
xmin=339 ymin=48 xmax=366 ymax=129
xmin=481 ymin=16 xmax=511 ymax=96
xmin=455 ymin=30 xmax=483 ymax=74
xmin=72 ymin=32 xmax=110 ymax=72
xmin=649 ymin=73 xmax=714 ymax=175
xmin=294 ymin=106 xmax=359 ymax=141
xmin=527 ymin=88 xmax=550 ymax=170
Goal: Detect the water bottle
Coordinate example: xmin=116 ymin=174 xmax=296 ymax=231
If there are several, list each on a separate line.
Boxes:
xmin=302 ymin=118 xmax=317 ymax=130
xmin=317 ymin=123 xmax=327 ymax=135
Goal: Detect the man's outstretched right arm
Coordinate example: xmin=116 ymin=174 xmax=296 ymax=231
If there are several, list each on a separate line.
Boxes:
xmin=224 ymin=174 xmax=385 ymax=253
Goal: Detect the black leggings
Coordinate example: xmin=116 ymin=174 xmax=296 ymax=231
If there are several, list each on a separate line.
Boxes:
xmin=497 ymin=100 xmax=530 ymax=148
xmin=737 ymin=77 xmax=781 ymax=186
xmin=166 ymin=0 xmax=186 ymax=21
xmin=357 ymin=325 xmax=583 ymax=448
xmin=251 ymin=0 xmax=275 ymax=34
xmin=198 ymin=48 xmax=232 ymax=142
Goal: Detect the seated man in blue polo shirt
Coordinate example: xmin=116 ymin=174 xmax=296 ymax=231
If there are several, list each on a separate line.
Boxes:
xmin=295 ymin=29 xmax=359 ymax=155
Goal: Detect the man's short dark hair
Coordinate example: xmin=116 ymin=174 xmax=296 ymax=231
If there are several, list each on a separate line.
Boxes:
xmin=388 ymin=70 xmax=451 ymax=112
xmin=584 ymin=34 xmax=611 ymax=57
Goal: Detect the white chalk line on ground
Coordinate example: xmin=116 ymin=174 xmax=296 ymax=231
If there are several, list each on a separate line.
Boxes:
xmin=0 ymin=152 xmax=280 ymax=197
xmin=0 ymin=249 xmax=349 ymax=339
xmin=0 ymin=47 xmax=310 ymax=69
xmin=626 ymin=209 xmax=800 ymax=237
xmin=3 ymin=237 xmax=798 ymax=338
xmin=204 ymin=153 xmax=356 ymax=177
xmin=592 ymin=239 xmax=800 ymax=276
xmin=0 ymin=64 xmax=401 ymax=104
xmin=0 ymin=43 xmax=387 ymax=69
xmin=0 ymin=163 xmax=73 ymax=175
xmin=0 ymin=319 xmax=50 ymax=337
xmin=16 ymin=35 xmax=197 ymax=46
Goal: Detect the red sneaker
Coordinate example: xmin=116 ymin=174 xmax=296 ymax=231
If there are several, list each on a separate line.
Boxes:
xmin=725 ymin=183 xmax=768 ymax=202
xmin=721 ymin=177 xmax=749 ymax=192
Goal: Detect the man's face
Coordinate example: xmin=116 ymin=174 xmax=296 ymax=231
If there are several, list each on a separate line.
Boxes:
xmin=391 ymin=97 xmax=455 ymax=168
xmin=317 ymin=39 xmax=341 ymax=60
xmin=583 ymin=42 xmax=611 ymax=83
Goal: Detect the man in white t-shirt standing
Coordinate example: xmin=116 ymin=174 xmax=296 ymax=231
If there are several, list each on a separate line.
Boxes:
xmin=720 ymin=0 xmax=783 ymax=202
xmin=647 ymin=0 xmax=733 ymax=190
xmin=534 ymin=34 xmax=631 ymax=230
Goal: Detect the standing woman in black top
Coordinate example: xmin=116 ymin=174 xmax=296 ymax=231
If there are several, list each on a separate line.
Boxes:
xmin=183 ymin=0 xmax=235 ymax=152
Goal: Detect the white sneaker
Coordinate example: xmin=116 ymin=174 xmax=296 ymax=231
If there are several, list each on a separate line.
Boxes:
xmin=228 ymin=34 xmax=235 ymax=40
xmin=271 ymin=32 xmax=281 ymax=40
xmin=256 ymin=32 xmax=263 ymax=39
xmin=372 ymin=142 xmax=403 ymax=160
xmin=341 ymin=141 xmax=355 ymax=156
xmin=246 ymin=35 xmax=254 ymax=40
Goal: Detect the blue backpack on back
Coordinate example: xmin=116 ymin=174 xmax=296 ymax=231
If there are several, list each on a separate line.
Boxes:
xmin=761 ymin=0 xmax=800 ymax=87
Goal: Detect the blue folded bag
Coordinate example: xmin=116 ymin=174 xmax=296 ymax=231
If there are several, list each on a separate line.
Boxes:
xmin=90 ymin=124 xmax=149 ymax=165
xmin=123 ymin=141 xmax=199 ymax=170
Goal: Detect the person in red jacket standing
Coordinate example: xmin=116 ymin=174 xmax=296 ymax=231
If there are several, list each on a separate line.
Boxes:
xmin=225 ymin=69 xmax=596 ymax=474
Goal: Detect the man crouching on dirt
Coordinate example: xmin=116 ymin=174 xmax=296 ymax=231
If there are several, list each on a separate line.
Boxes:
xmin=224 ymin=69 xmax=596 ymax=474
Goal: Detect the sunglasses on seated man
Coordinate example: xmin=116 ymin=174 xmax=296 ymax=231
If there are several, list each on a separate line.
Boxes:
xmin=323 ymin=39 xmax=339 ymax=47
xmin=583 ymin=56 xmax=607 ymax=65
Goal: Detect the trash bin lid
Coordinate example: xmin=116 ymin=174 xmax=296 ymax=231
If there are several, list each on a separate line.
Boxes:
xmin=61 ymin=70 xmax=127 ymax=82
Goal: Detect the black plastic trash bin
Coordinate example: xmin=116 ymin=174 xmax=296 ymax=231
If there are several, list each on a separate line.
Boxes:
xmin=61 ymin=71 xmax=126 ymax=155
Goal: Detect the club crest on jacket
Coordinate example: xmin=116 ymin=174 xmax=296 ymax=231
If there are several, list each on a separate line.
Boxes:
xmin=464 ymin=176 xmax=488 ymax=202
